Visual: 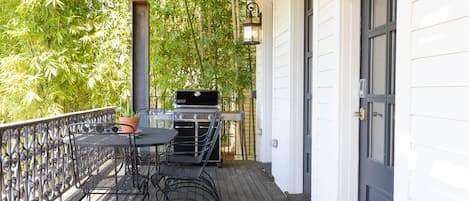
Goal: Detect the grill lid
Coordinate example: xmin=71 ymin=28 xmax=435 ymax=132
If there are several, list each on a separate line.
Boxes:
xmin=174 ymin=90 xmax=219 ymax=106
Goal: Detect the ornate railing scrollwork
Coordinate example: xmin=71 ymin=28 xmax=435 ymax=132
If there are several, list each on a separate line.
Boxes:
xmin=0 ymin=107 xmax=116 ymax=201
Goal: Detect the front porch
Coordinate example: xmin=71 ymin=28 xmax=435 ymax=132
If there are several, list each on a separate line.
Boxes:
xmin=0 ymin=107 xmax=287 ymax=201
xmin=62 ymin=161 xmax=286 ymax=201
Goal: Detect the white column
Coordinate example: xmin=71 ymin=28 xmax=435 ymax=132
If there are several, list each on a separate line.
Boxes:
xmin=270 ymin=0 xmax=304 ymax=193
xmin=256 ymin=0 xmax=273 ymax=163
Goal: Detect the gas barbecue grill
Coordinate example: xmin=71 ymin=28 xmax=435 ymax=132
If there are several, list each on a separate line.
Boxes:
xmin=173 ymin=90 xmax=222 ymax=167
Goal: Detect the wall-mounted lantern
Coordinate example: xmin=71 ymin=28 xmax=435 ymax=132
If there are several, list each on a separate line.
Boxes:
xmin=243 ymin=2 xmax=262 ymax=45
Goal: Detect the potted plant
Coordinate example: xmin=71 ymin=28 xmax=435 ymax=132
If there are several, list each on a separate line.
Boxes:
xmin=119 ymin=96 xmax=140 ymax=134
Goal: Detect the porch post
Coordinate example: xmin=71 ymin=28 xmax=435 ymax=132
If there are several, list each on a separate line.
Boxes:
xmin=256 ymin=0 xmax=273 ymax=163
xmin=132 ymin=0 xmax=150 ymax=111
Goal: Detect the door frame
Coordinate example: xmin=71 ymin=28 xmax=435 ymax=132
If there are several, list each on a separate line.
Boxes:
xmin=337 ymin=0 xmax=361 ymax=200
xmin=303 ymin=0 xmax=313 ymax=196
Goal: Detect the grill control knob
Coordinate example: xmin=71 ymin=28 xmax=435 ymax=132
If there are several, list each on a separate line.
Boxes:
xmin=177 ymin=113 xmax=183 ymax=120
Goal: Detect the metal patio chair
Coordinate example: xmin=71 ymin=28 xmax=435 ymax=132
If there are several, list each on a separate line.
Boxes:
xmin=162 ymin=112 xmax=220 ymax=165
xmin=67 ymin=122 xmax=149 ymax=200
xmin=135 ymin=108 xmax=175 ymax=172
xmin=137 ymin=108 xmax=174 ymax=129
xmin=151 ymin=115 xmax=223 ymax=201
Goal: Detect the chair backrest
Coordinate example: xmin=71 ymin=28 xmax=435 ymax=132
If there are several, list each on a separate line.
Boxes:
xmin=137 ymin=108 xmax=174 ymax=129
xmin=163 ymin=112 xmax=220 ymax=165
xmin=192 ymin=112 xmax=220 ymax=162
xmin=201 ymin=115 xmax=223 ymax=167
xmin=67 ymin=122 xmax=139 ymax=187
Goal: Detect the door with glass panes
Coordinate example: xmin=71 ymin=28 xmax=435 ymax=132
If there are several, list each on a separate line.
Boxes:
xmin=358 ymin=0 xmax=395 ymax=201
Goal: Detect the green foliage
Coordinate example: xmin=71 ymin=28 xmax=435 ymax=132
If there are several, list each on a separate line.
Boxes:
xmin=0 ymin=0 xmax=254 ymax=123
xmin=149 ymin=0 xmax=255 ymax=98
xmin=119 ymin=96 xmax=138 ymax=118
xmin=0 ymin=0 xmax=132 ymax=123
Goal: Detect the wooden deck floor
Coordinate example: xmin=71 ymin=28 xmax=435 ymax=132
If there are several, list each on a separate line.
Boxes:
xmin=61 ymin=160 xmax=287 ymax=201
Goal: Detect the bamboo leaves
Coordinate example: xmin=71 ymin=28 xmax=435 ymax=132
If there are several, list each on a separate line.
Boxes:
xmin=0 ymin=0 xmax=254 ymax=123
xmin=0 ymin=0 xmax=131 ymax=123
xmin=149 ymin=0 xmax=254 ymax=98
xmin=45 ymin=0 xmax=65 ymax=9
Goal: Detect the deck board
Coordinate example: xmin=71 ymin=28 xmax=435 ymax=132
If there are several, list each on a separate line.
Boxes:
xmin=244 ymin=163 xmax=274 ymax=201
xmin=60 ymin=160 xmax=287 ymax=201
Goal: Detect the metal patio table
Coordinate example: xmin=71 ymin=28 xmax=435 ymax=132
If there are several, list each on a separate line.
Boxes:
xmin=68 ymin=127 xmax=178 ymax=169
xmin=69 ymin=127 xmax=177 ymax=147
xmin=65 ymin=127 xmax=177 ymax=199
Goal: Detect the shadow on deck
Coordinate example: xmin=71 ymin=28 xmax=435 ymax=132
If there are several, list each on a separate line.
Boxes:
xmin=61 ymin=160 xmax=287 ymax=201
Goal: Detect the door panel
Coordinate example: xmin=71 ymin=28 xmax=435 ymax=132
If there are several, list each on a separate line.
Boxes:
xmin=371 ymin=0 xmax=387 ymax=28
xmin=366 ymin=186 xmax=392 ymax=201
xmin=368 ymin=102 xmax=386 ymax=164
xmin=370 ymin=34 xmax=387 ymax=95
xmin=359 ymin=0 xmax=396 ymax=201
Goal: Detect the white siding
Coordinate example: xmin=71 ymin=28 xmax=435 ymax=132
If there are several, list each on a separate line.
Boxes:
xmin=396 ymin=0 xmax=469 ymax=200
xmin=271 ymin=0 xmax=304 ymax=193
xmin=311 ymin=0 xmax=341 ymax=200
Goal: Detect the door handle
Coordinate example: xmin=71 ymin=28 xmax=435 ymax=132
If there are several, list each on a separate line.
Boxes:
xmin=372 ymin=112 xmax=383 ymax=117
xmin=354 ymin=107 xmax=366 ymax=121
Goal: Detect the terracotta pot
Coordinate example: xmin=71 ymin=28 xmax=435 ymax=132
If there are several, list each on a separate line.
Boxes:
xmin=119 ymin=117 xmax=140 ymax=134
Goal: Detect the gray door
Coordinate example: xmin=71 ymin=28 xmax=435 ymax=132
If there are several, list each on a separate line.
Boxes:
xmin=359 ymin=0 xmax=396 ymax=201
xmin=303 ymin=0 xmax=313 ymax=196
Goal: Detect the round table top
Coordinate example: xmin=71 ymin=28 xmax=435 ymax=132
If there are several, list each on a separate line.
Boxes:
xmin=65 ymin=127 xmax=177 ymax=147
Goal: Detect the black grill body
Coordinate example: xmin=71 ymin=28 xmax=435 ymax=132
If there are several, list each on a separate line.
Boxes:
xmin=173 ymin=90 xmax=222 ymax=167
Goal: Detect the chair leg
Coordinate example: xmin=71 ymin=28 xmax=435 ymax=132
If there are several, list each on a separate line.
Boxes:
xmin=144 ymin=182 xmax=150 ymax=201
xmin=164 ymin=178 xmax=219 ymax=201
xmin=202 ymin=171 xmax=220 ymax=201
xmin=163 ymin=177 xmax=172 ymax=201
xmin=152 ymin=175 xmax=166 ymax=199
xmin=141 ymin=190 xmax=149 ymax=201
xmin=202 ymin=170 xmax=217 ymax=188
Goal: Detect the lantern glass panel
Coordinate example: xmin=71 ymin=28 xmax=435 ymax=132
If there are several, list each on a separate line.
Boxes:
xmin=244 ymin=25 xmax=253 ymax=42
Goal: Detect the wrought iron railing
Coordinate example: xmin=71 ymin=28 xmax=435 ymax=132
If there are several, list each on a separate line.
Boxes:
xmin=149 ymin=96 xmax=256 ymax=160
xmin=0 ymin=107 xmax=116 ymax=201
